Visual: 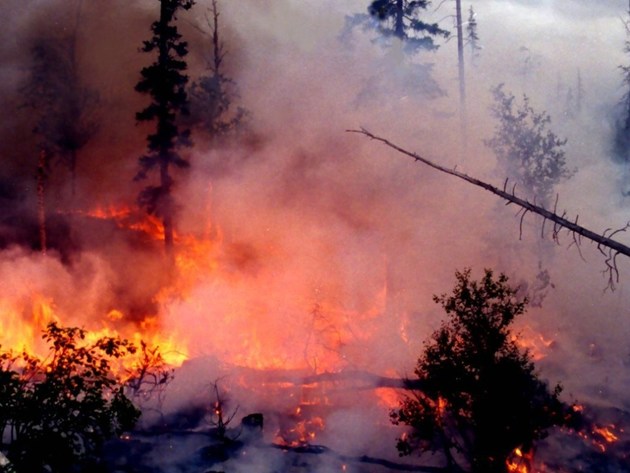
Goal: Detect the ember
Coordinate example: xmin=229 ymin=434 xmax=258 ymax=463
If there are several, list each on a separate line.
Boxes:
xmin=506 ymin=447 xmax=533 ymax=473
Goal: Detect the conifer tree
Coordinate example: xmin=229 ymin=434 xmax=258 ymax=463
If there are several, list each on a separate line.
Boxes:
xmin=341 ymin=0 xmax=449 ymax=99
xmin=135 ymin=0 xmax=195 ymax=251
xmin=366 ymin=0 xmax=449 ymax=51
xmin=188 ymin=0 xmax=248 ymax=143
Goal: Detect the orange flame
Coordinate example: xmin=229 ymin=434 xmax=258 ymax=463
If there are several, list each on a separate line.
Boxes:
xmin=513 ymin=325 xmax=555 ymax=361
xmin=506 ymin=447 xmax=533 ymax=473
xmin=0 ymin=294 xmax=58 ymax=356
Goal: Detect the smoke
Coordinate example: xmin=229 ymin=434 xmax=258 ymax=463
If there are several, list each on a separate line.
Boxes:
xmin=2 ymin=0 xmax=630 ymax=469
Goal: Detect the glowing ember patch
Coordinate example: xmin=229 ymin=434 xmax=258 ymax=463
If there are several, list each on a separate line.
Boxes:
xmin=437 ymin=396 xmax=447 ymax=415
xmin=593 ymin=425 xmax=619 ymax=443
xmin=506 ymin=446 xmax=533 ymax=473
xmin=276 ymin=415 xmax=326 ymax=447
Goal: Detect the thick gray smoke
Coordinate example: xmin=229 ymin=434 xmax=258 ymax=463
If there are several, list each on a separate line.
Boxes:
xmin=1 ymin=0 xmax=630 ymax=470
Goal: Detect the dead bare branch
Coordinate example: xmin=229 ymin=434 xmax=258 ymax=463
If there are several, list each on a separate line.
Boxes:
xmin=348 ymin=128 xmax=630 ymax=288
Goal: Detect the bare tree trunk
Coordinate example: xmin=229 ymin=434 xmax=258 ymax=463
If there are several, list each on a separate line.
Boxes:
xmin=455 ymin=0 xmax=467 ymax=146
xmin=395 ymin=0 xmax=404 ymax=39
xmin=37 ymin=149 xmax=47 ymax=255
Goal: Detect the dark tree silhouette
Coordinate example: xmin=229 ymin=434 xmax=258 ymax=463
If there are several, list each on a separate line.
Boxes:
xmin=135 ymin=0 xmax=195 ymax=251
xmin=366 ymin=0 xmax=449 ymax=51
xmin=22 ymin=2 xmax=99 ymax=252
xmin=341 ymin=0 xmax=449 ymax=99
xmin=187 ymin=0 xmax=248 ymax=143
xmin=390 ymin=269 xmax=579 ymax=473
xmin=485 ymin=84 xmax=573 ymax=207
xmin=22 ymin=1 xmax=99 ymax=199
xmin=0 ymin=323 xmax=141 ymax=473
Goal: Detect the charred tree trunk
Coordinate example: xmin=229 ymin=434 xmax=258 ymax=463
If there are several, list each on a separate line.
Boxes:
xmin=135 ymin=0 xmax=193 ymax=253
xmin=455 ymin=0 xmax=466 ymax=146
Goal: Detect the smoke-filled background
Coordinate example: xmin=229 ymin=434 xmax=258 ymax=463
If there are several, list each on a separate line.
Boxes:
xmin=2 ymin=0 xmax=630 ymax=470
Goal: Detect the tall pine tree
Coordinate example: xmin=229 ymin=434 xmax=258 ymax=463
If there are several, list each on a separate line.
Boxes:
xmin=341 ymin=0 xmax=449 ymax=99
xmin=135 ymin=0 xmax=195 ymax=251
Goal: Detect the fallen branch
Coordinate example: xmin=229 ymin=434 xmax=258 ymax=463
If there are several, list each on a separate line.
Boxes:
xmin=348 ymin=128 xmax=630 ymax=288
xmin=262 ymin=369 xmax=426 ymax=390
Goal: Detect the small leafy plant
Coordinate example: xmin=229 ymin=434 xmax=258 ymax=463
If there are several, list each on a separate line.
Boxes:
xmin=0 ymin=323 xmax=142 ymax=473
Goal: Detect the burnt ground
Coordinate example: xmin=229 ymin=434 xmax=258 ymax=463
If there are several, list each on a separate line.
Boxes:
xmin=97 ymin=360 xmax=630 ymax=473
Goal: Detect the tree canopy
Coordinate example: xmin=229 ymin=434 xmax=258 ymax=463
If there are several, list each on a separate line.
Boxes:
xmin=366 ymin=0 xmax=449 ymax=52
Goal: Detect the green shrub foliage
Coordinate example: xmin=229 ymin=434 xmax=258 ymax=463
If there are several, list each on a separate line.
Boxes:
xmin=391 ymin=269 xmax=579 ymax=473
xmin=0 ymin=323 xmax=141 ymax=473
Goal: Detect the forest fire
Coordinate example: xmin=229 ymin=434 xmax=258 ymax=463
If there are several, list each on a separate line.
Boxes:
xmin=1 ymin=196 xmax=392 ymax=374
xmin=0 ymin=294 xmax=58 ymax=355
xmin=3 ymin=0 xmax=630 ymax=471
xmin=78 ymin=205 xmax=165 ymax=241
xmin=4 ymin=195 xmax=626 ymax=473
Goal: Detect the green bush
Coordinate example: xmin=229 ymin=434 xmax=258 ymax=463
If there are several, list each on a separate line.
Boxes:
xmin=391 ymin=269 xmax=580 ymax=473
xmin=0 ymin=323 xmax=142 ymax=473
